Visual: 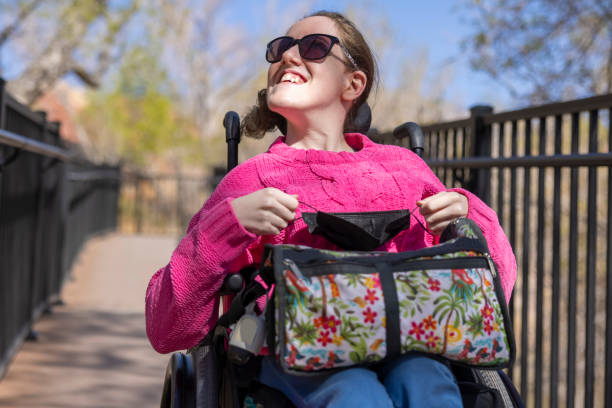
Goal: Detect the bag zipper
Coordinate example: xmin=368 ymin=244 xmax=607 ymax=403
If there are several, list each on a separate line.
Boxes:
xmin=483 ymin=253 xmax=498 ymax=277
xmin=282 ymin=255 xmax=494 ymax=277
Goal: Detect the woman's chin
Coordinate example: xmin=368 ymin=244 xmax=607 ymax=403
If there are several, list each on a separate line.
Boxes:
xmin=267 ymin=98 xmax=304 ymax=117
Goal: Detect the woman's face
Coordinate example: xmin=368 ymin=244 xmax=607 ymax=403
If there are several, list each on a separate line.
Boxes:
xmin=266 ymin=16 xmax=354 ymax=119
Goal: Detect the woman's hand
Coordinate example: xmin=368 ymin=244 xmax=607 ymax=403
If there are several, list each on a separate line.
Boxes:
xmin=230 ymin=188 xmax=299 ymax=235
xmin=417 ymin=191 xmax=468 ymax=236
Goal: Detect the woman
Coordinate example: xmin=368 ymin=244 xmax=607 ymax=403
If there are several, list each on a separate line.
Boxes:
xmin=146 ymin=10 xmax=516 ymax=407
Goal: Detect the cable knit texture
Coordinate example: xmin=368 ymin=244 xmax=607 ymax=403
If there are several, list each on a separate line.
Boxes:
xmin=146 ymin=133 xmax=517 ymax=353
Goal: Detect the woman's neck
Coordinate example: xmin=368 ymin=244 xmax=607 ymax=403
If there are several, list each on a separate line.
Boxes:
xmin=284 ymin=119 xmax=355 ymax=153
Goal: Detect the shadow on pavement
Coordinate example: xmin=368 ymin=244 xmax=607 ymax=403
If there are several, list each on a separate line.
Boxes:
xmin=0 ymin=234 xmax=177 ymax=408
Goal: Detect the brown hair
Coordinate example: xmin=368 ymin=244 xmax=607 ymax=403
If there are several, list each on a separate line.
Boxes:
xmin=241 ymin=10 xmax=379 ymax=138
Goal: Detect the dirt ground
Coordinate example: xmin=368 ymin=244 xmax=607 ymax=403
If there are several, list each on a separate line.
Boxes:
xmin=0 ymin=233 xmax=179 ymax=408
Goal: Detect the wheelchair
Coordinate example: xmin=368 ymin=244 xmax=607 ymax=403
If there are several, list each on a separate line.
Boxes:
xmin=159 ymin=104 xmax=524 ymax=408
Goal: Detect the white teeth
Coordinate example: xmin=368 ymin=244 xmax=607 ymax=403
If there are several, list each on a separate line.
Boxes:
xmin=280 ymin=72 xmax=304 ymax=84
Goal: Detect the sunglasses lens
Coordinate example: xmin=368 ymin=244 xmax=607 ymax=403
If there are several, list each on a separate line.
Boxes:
xmin=300 ymin=35 xmax=334 ymax=60
xmin=267 ymin=37 xmax=294 ymax=62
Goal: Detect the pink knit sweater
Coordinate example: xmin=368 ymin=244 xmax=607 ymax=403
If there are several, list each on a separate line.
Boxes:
xmin=146 ymin=133 xmax=517 ymax=353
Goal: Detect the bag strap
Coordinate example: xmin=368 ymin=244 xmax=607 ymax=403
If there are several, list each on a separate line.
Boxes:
xmin=377 ymin=262 xmax=401 ymax=358
xmin=217 ymin=279 xmax=269 ymax=328
xmin=217 ymin=247 xmax=276 ymax=328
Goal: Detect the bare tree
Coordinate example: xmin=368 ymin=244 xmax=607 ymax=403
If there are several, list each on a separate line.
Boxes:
xmin=0 ymin=0 xmax=43 ymax=48
xmin=143 ymin=0 xmax=317 ymax=163
xmin=343 ymin=4 xmax=462 ymax=129
xmin=5 ymin=0 xmax=140 ymax=105
xmin=461 ymin=0 xmax=612 ymax=103
xmin=371 ymin=51 xmax=461 ymax=130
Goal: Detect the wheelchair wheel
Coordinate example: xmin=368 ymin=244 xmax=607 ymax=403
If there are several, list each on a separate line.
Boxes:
xmin=160 ymin=352 xmax=196 ymax=408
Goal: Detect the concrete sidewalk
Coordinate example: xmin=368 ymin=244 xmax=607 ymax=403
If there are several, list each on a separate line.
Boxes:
xmin=0 ymin=233 xmax=178 ymax=408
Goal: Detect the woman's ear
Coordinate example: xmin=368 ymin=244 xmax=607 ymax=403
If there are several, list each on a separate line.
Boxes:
xmin=342 ymin=70 xmax=367 ymax=103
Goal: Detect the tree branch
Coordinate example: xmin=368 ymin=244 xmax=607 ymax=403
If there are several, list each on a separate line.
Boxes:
xmin=464 ymin=0 xmax=611 ymax=102
xmin=71 ymin=64 xmax=101 ymax=88
xmin=0 ymin=0 xmax=43 ymax=47
xmin=91 ymin=0 xmax=141 ymax=79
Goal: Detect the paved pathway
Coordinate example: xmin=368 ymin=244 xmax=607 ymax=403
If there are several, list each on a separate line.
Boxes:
xmin=0 ymin=233 xmax=178 ymax=408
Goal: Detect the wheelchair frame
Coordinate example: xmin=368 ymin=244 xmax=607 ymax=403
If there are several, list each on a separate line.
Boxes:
xmin=158 ymin=106 xmax=524 ymax=408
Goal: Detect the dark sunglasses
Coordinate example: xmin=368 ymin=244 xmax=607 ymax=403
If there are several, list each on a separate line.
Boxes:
xmin=266 ymin=34 xmax=358 ymax=68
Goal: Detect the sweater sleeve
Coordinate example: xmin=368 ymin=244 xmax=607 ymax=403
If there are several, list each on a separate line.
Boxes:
xmin=414 ymin=154 xmax=517 ymax=304
xmin=449 ymin=187 xmax=517 ymax=303
xmin=145 ymin=160 xmax=264 ymax=353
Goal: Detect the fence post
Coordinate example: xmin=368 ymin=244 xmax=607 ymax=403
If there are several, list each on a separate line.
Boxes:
xmin=0 ymin=78 xmax=5 ymax=129
xmin=114 ymin=165 xmax=121 ymax=231
xmin=467 ymin=105 xmax=493 ymax=204
xmin=0 ymin=78 xmax=5 ymax=358
xmin=135 ymin=174 xmax=143 ymax=233
xmin=26 ymin=111 xmax=48 ymax=341
xmin=51 ymin=121 xmax=67 ymax=305
xmin=0 ymin=78 xmax=6 ymax=234
xmin=176 ymin=170 xmax=184 ymax=234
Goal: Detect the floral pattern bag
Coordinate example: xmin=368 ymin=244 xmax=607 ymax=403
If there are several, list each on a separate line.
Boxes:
xmin=261 ymin=236 xmax=515 ymax=375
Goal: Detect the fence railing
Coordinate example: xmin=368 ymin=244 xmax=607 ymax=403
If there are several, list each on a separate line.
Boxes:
xmin=378 ymin=94 xmax=612 ymax=408
xmin=118 ymin=171 xmax=209 ymax=236
xmin=0 ymin=79 xmax=119 ymax=380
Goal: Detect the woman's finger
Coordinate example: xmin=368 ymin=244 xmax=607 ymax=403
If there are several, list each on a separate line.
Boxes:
xmin=419 ymin=192 xmax=467 ymax=217
xmin=267 ymin=199 xmax=296 ymax=222
xmin=418 ymin=192 xmax=455 ymax=215
xmin=275 ymin=191 xmax=299 ymax=211
xmin=427 ymin=218 xmax=455 ymax=234
xmin=261 ymin=189 xmax=298 ymax=217
xmin=426 ymin=212 xmax=462 ymax=234
xmin=264 ymin=211 xmax=288 ymax=232
xmin=423 ymin=203 xmax=465 ymax=226
xmin=251 ymin=212 xmax=285 ymax=235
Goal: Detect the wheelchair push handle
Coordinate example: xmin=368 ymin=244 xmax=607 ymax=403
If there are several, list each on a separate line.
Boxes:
xmin=223 ymin=111 xmax=241 ymax=172
xmin=219 ymin=273 xmax=244 ymax=295
xmin=393 ymin=122 xmax=424 ymax=157
xmin=219 ymin=265 xmax=259 ymax=295
xmin=347 ymin=102 xmax=372 ymax=134
xmin=221 ymin=111 xmax=249 ymax=295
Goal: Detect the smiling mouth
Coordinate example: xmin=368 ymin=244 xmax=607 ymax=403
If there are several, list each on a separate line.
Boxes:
xmin=279 ymin=72 xmax=306 ymax=84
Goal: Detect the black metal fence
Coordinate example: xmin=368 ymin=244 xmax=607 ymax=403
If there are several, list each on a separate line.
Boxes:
xmin=118 ymin=172 xmax=209 ymax=236
xmin=379 ymin=94 xmax=612 ymax=408
xmin=0 ymin=80 xmax=119 ymax=380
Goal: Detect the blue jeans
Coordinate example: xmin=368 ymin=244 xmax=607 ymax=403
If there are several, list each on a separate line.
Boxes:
xmin=259 ymin=353 xmax=463 ymax=408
